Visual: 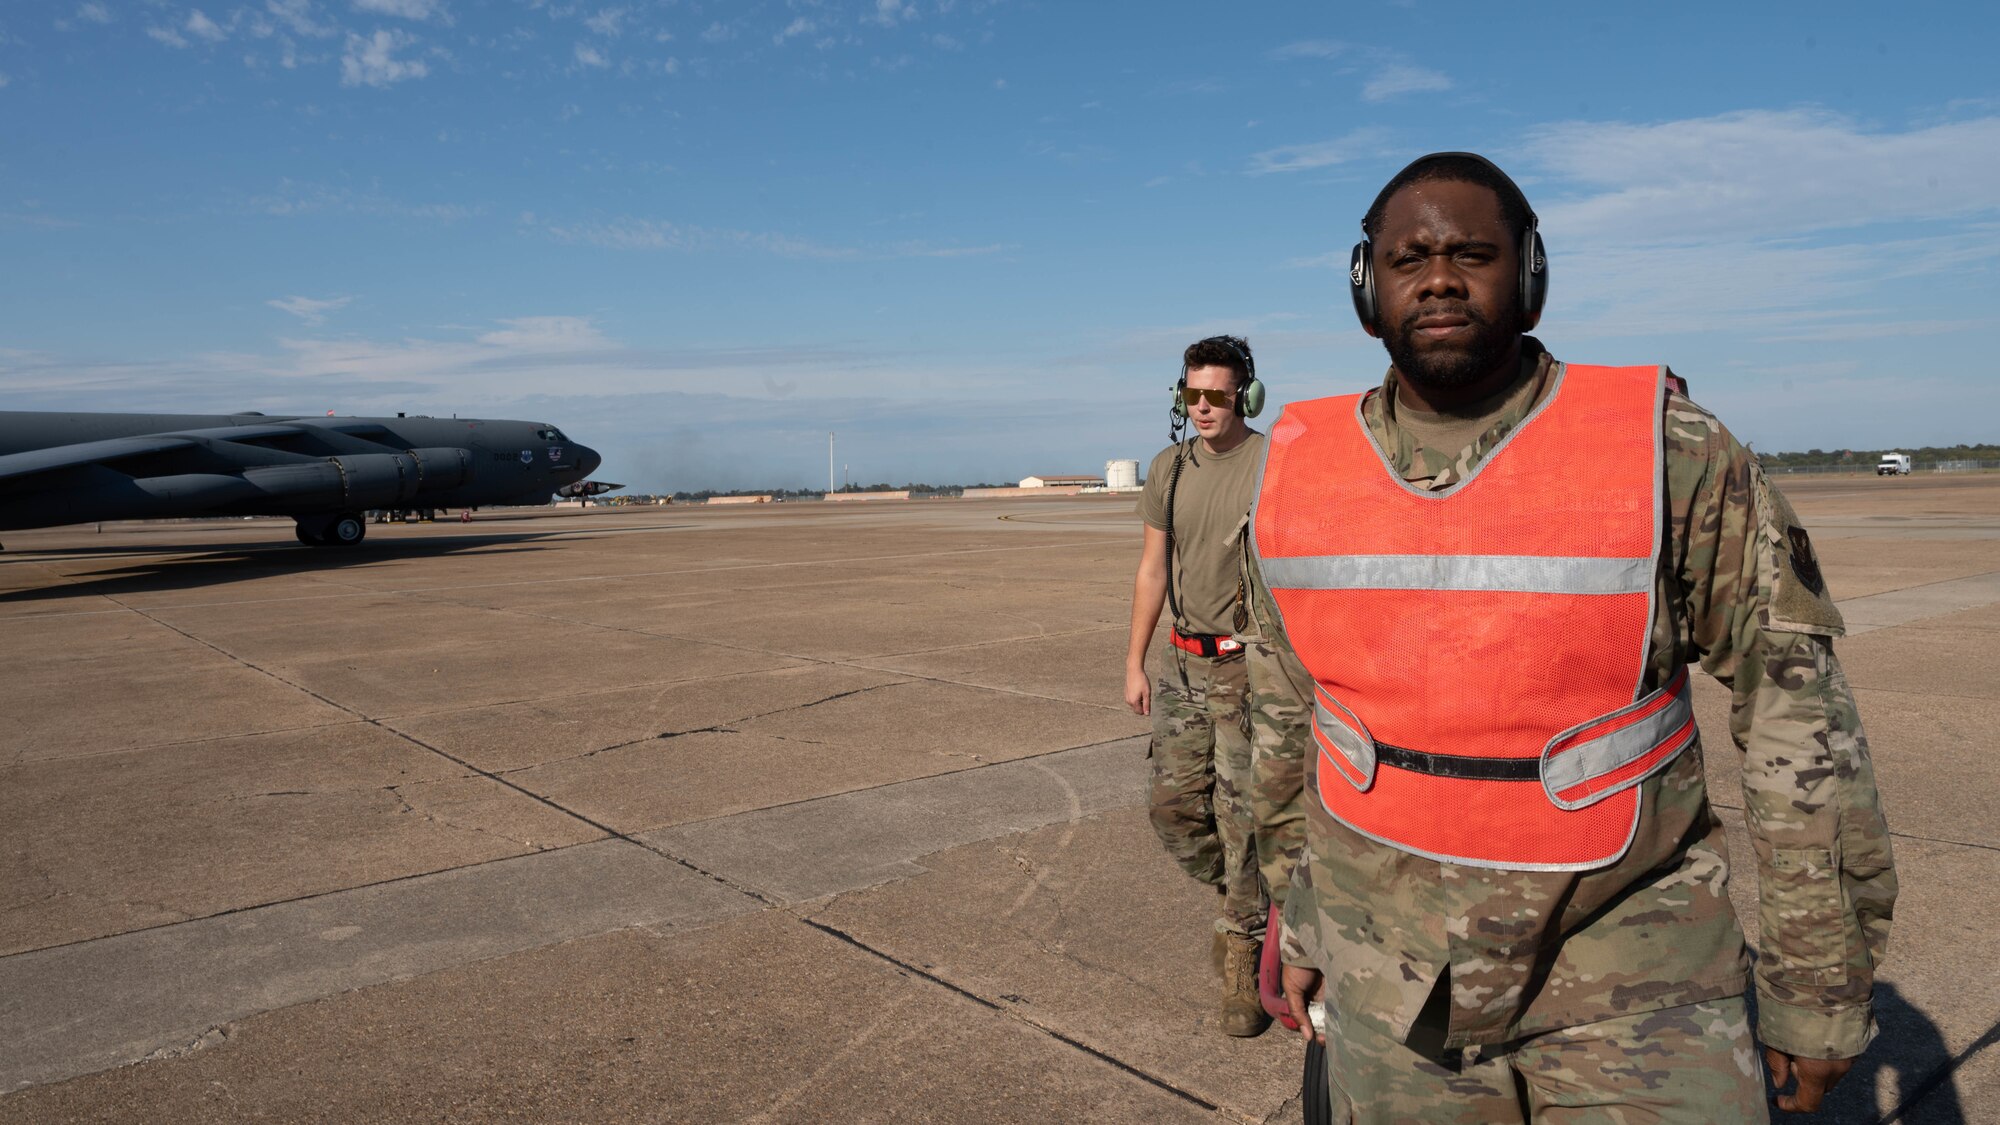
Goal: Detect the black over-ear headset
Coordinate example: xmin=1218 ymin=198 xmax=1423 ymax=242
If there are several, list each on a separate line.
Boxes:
xmin=1348 ymin=151 xmax=1548 ymax=333
xmin=1171 ymin=335 xmax=1266 ymax=422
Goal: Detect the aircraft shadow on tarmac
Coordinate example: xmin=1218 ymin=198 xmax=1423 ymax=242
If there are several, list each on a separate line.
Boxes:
xmin=0 ymin=529 xmax=598 ymax=603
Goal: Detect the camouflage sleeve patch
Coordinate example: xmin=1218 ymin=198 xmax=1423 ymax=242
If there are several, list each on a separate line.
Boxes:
xmin=1756 ymin=470 xmax=1845 ymax=637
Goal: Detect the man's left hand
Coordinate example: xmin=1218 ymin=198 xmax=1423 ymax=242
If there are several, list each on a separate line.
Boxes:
xmin=1765 ymin=1048 xmax=1853 ymax=1114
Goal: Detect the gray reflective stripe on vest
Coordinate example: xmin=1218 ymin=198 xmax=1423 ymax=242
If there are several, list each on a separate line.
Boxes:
xmin=1312 ymin=691 xmax=1375 ymax=784
xmin=1260 ymin=553 xmax=1653 ymax=596
xmin=1539 ymin=673 xmax=1695 ymax=810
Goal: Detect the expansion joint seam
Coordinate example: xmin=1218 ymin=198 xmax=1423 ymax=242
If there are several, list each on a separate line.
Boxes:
xmin=798 ymin=918 xmax=1221 ymax=1114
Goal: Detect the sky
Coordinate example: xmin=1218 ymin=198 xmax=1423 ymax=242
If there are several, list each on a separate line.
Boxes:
xmin=2 ymin=1 xmax=1997 ymax=492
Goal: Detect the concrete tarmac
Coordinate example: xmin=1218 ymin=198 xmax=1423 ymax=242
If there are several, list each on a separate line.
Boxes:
xmin=1 ymin=477 xmax=1996 ymax=1123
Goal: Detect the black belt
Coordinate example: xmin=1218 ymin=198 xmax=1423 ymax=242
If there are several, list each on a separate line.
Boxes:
xmin=1374 ymin=742 xmax=1541 ymax=781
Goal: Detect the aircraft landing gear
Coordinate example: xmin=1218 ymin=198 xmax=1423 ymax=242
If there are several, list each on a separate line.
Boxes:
xmin=295 ymin=512 xmax=367 ymax=547
xmin=328 ymin=512 xmax=366 ymax=545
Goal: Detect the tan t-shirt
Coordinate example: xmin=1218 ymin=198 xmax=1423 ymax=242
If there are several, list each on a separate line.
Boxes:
xmin=1388 ymin=362 xmax=1546 ymax=465
xmin=1139 ymin=431 xmax=1266 ymax=636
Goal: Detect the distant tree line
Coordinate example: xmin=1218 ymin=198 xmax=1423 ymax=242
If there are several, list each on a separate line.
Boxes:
xmin=1754 ymin=443 xmax=2000 ymax=468
xmin=667 ymin=481 xmax=1019 ymax=501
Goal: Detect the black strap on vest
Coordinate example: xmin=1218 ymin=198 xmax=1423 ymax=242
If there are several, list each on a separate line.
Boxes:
xmin=1373 ymin=742 xmax=1542 ymax=782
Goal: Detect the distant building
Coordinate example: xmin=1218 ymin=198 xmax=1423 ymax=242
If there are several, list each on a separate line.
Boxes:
xmin=1019 ymin=474 xmax=1105 ymax=489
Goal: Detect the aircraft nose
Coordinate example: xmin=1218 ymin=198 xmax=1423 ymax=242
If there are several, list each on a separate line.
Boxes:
xmin=577 ymin=445 xmax=602 ymax=477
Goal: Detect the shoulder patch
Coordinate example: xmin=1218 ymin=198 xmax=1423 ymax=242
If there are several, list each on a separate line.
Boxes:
xmin=1758 ymin=473 xmax=1844 ymax=637
xmin=1786 ymin=526 xmax=1825 ymax=596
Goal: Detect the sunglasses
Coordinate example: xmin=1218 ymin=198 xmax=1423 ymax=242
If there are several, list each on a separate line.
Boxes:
xmin=1179 ymin=386 xmax=1238 ymax=409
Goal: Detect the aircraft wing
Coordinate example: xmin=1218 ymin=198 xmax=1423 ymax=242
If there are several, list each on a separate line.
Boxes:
xmin=0 ymin=423 xmax=315 ymax=484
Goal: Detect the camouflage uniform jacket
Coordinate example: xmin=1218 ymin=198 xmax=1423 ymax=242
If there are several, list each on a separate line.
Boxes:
xmin=1243 ymin=341 xmax=1897 ymax=1060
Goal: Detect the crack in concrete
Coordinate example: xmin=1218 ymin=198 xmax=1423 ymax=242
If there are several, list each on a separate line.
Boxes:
xmin=1880 ymin=1010 xmax=2000 ymax=1123
xmin=493 ymin=681 xmax=914 ymax=777
xmin=382 ymin=784 xmax=558 ymax=853
xmin=797 ymin=916 xmax=1221 ymax=1113
xmin=140 ymin=1023 xmax=235 ymax=1063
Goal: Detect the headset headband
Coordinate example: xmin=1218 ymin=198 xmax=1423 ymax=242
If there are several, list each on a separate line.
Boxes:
xmin=1349 ymin=151 xmax=1548 ymax=331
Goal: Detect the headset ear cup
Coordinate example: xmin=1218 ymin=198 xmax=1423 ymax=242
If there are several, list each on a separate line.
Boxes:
xmin=1349 ymin=241 xmax=1376 ymax=331
xmin=1171 ymin=382 xmax=1187 ymax=419
xmin=1522 ymin=229 xmax=1548 ymax=327
xmin=1239 ymin=379 xmax=1265 ymax=419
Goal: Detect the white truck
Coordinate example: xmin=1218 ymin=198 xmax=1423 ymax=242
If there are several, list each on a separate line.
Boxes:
xmin=1877 ymin=453 xmax=1913 ymax=476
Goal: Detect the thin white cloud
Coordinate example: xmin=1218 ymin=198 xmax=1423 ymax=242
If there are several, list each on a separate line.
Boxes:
xmin=1362 ymin=64 xmax=1449 ymax=101
xmin=870 ymin=0 xmax=916 ymax=25
xmin=699 ymin=20 xmax=734 ymax=42
xmin=339 ymin=28 xmax=428 ymax=87
xmin=185 ymin=9 xmax=228 ymax=42
xmin=1547 ymin=226 xmax=2000 ymax=343
xmin=77 ymin=2 xmax=114 ymax=25
xmin=352 ymin=0 xmax=447 ymax=21
xmin=1246 ymin=128 xmax=1385 ymax=176
xmin=0 ymin=73 xmax=10 ymax=89
xmin=541 ymin=215 xmax=1007 ymax=261
xmin=268 ymin=0 xmax=337 ymax=38
xmin=583 ymin=7 xmax=625 ymax=36
xmin=774 ymin=17 xmax=814 ymax=45
xmin=147 ymin=24 xmax=190 ymax=47
xmin=475 ymin=316 xmax=613 ymax=352
xmin=1526 ymin=110 xmax=2000 ymax=245
xmin=267 ymin=295 xmax=353 ymax=325
xmin=574 ymin=42 xmax=608 ymax=68
xmin=1270 ymin=39 xmax=1347 ymax=60
xmin=249 ymin=180 xmax=470 ymax=220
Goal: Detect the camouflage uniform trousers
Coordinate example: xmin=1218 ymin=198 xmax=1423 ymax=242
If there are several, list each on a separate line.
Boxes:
xmin=1322 ymin=989 xmax=1768 ymax=1124
xmin=1148 ymin=647 xmax=1267 ymax=938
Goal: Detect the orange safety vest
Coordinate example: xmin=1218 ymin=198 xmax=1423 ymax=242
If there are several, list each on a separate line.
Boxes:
xmin=1253 ymin=363 xmax=1695 ymax=871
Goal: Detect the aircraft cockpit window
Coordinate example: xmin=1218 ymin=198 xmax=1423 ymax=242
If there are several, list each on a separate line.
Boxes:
xmin=535 ymin=427 xmax=566 ymax=442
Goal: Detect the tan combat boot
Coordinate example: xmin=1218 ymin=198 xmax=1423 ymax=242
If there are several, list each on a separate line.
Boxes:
xmin=1219 ymin=932 xmax=1271 ymax=1037
xmin=1211 ymin=929 xmax=1228 ymax=977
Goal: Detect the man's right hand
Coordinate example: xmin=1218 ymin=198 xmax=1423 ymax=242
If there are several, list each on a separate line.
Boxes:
xmin=1283 ymin=964 xmax=1324 ymax=1044
xmin=1125 ymin=666 xmax=1152 ymax=715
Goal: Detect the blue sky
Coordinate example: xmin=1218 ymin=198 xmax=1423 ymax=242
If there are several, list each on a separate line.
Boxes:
xmin=3 ymin=1 xmax=1997 ymax=491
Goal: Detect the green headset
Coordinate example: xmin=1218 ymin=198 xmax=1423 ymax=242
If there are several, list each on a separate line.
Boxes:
xmin=1171 ymin=335 xmax=1266 ymax=421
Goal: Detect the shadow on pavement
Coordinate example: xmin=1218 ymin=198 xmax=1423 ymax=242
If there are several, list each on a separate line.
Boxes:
xmin=0 ymin=530 xmax=589 ymax=603
xmin=1761 ymin=981 xmax=1985 ymax=1123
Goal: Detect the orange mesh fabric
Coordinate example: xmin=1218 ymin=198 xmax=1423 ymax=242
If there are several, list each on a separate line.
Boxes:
xmin=1254 ymin=364 xmax=1668 ymax=870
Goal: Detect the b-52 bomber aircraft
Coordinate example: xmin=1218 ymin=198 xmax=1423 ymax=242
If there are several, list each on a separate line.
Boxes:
xmin=0 ymin=410 xmax=602 ymax=547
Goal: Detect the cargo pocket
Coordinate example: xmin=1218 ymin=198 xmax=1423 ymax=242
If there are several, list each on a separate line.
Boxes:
xmin=1759 ymin=847 xmax=1849 ymax=987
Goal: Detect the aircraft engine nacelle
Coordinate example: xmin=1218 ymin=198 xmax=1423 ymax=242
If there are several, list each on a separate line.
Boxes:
xmin=405 ymin=447 xmax=472 ymax=491
xmin=329 ymin=453 xmax=423 ymax=509
xmin=242 ymin=453 xmax=422 ymax=510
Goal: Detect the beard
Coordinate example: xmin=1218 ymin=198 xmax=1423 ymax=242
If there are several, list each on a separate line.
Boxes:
xmin=1380 ymin=299 xmax=1518 ymax=391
